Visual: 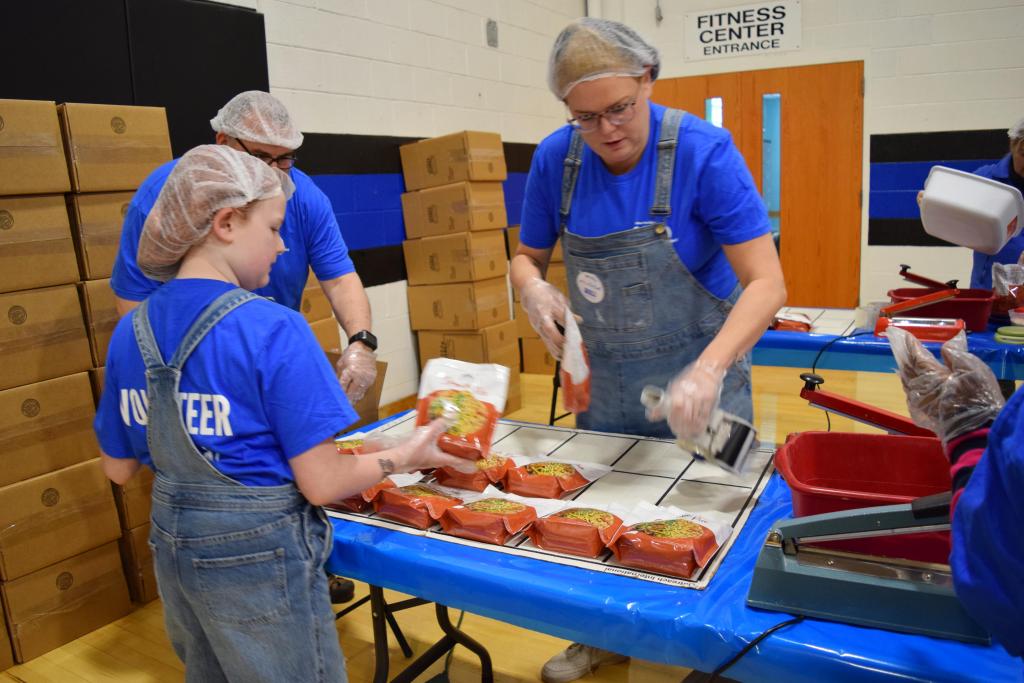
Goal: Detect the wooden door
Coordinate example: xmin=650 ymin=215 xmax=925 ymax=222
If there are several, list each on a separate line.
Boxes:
xmin=653 ymin=62 xmax=864 ymax=308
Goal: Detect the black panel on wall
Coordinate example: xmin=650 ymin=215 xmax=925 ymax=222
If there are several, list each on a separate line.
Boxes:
xmin=126 ymin=0 xmax=270 ymax=156
xmin=0 ymin=0 xmax=133 ymax=105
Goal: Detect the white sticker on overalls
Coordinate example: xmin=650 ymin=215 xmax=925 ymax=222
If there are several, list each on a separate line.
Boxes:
xmin=576 ymin=271 xmax=605 ymax=304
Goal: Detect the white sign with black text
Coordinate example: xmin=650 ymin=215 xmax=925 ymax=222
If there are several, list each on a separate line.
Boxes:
xmin=685 ymin=1 xmax=801 ymax=61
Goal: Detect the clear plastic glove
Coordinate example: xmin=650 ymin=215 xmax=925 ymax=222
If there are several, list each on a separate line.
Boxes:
xmin=648 ymin=360 xmax=726 ymax=439
xmin=386 ymin=420 xmax=472 ymax=473
xmin=520 ymin=277 xmax=569 ymax=360
xmin=888 ymin=327 xmax=1004 ymax=444
xmin=337 ymin=343 xmax=377 ymax=403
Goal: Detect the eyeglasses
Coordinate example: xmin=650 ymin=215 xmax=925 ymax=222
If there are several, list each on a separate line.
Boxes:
xmin=233 ymin=137 xmax=298 ymax=169
xmin=567 ymin=95 xmax=639 ymax=132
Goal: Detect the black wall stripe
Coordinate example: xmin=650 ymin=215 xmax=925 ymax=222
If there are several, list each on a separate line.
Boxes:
xmin=871 ymin=129 xmax=1008 ymax=163
xmin=349 ymin=245 xmax=407 ymax=288
xmin=300 ymin=133 xmax=536 ymax=175
xmin=868 ymin=218 xmax=957 ymax=247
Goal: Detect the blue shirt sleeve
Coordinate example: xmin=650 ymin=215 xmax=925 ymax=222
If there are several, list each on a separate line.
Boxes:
xmin=110 ymin=202 xmax=162 ymax=301
xmin=695 ymin=133 xmax=772 ymax=246
xmin=258 ymin=314 xmax=358 ymax=458
xmin=94 ymin=318 xmax=138 ymax=460
xmin=950 ymin=390 xmax=1024 ymax=657
xmin=519 ymin=132 xmax=567 ymax=251
xmin=296 ymin=172 xmax=355 ymax=282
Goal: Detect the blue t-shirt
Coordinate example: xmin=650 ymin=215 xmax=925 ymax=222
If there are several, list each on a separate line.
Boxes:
xmin=110 ymin=160 xmax=355 ymax=310
xmin=971 ymin=154 xmax=1024 ymax=289
xmin=94 ymin=279 xmax=358 ymax=486
xmin=951 ymin=388 xmax=1024 ymax=657
xmin=520 ymin=103 xmax=771 ymax=299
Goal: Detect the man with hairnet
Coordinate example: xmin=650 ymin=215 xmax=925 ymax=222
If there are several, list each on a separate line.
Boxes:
xmin=511 ymin=18 xmax=785 ymax=683
xmin=111 ymin=91 xmax=378 ymax=408
xmin=969 ymin=116 xmax=1024 ymax=290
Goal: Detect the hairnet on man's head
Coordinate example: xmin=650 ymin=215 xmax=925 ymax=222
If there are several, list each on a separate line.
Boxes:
xmin=137 ymin=145 xmax=295 ymax=282
xmin=1009 ymin=116 xmax=1024 ymax=141
xmin=548 ymin=18 xmax=660 ymax=100
xmin=210 ymin=91 xmax=304 ymax=149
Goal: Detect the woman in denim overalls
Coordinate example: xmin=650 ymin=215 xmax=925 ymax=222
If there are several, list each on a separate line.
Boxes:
xmin=94 ymin=145 xmax=465 ymax=682
xmin=510 ymin=19 xmax=787 ymax=683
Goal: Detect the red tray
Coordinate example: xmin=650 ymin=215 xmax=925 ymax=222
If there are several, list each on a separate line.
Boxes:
xmin=887 ymin=287 xmax=995 ymax=331
xmin=775 ymin=431 xmax=951 ymax=563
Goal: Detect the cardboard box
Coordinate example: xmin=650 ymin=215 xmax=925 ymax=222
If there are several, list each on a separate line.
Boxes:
xmin=0 ymin=285 xmax=92 ymax=391
xmin=506 ymin=225 xmax=563 ymax=262
xmin=504 ymin=367 xmax=522 ymax=415
xmin=58 ymin=103 xmax=172 ymax=193
xmin=2 ymin=541 xmax=131 ymax=662
xmin=112 ymin=467 xmax=154 ymax=531
xmin=309 ymin=318 xmax=340 ymax=352
xmin=522 ymin=337 xmax=556 ymax=375
xmin=300 ymin=284 xmax=333 ymax=323
xmin=401 ymin=181 xmax=507 ymax=239
xmin=403 ymin=230 xmax=508 ymax=285
xmin=67 ymin=192 xmax=134 ymax=280
xmin=323 ymin=358 xmax=387 ymax=432
xmin=0 ymin=195 xmax=79 ymax=294
xmin=89 ymin=366 xmax=105 ymax=407
xmin=79 ymin=279 xmax=117 ymax=367
xmin=400 ymin=131 xmax=507 ymax=191
xmin=0 ymin=458 xmax=121 ymax=580
xmin=0 ymin=373 xmax=99 ymax=488
xmin=514 ymin=300 xmax=538 ymax=338
xmin=0 ymin=605 xmax=13 ymax=671
xmin=0 ymin=99 xmax=71 ymax=195
xmin=416 ymin=320 xmax=517 ymax=368
xmin=118 ymin=522 xmax=158 ymax=604
xmin=407 ymin=277 xmax=510 ymax=331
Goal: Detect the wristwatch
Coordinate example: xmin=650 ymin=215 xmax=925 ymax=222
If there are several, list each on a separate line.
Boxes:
xmin=348 ymin=330 xmax=378 ymax=352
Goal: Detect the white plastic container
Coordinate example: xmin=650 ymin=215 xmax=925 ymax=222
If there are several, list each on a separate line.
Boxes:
xmin=919 ymin=166 xmax=1024 ymax=255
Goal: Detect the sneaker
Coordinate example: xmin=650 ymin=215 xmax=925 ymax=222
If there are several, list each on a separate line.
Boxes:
xmin=541 ymin=643 xmax=629 ymax=683
xmin=328 ymin=575 xmax=355 ymax=604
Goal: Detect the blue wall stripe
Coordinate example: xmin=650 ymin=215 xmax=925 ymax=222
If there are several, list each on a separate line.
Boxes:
xmin=867 ymin=158 xmax=1000 ymax=219
xmin=311 ymin=172 xmax=530 ymax=251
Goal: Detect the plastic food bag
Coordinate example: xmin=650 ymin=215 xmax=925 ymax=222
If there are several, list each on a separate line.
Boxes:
xmin=325 ymin=473 xmax=423 ymax=513
xmin=432 ymin=453 xmax=514 ymax=492
xmin=373 ymin=483 xmax=464 ymax=529
xmin=770 ymin=311 xmax=812 ymax=332
xmin=439 ymin=495 xmax=538 ymax=545
xmin=527 ymin=506 xmax=624 ymax=558
xmin=608 ymin=504 xmax=731 ymax=579
xmin=991 ymin=262 xmax=1024 ymax=315
xmin=560 ymin=310 xmax=590 ymax=413
xmin=415 ymin=358 xmax=509 ymax=460
xmin=503 ymin=457 xmax=611 ymax=499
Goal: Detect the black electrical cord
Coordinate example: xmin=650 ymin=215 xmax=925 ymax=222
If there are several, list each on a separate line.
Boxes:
xmin=809 ymin=331 xmax=874 ymax=432
xmin=700 ymin=615 xmax=806 ymax=682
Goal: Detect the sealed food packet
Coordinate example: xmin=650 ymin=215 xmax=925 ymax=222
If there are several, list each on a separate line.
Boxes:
xmin=608 ymin=505 xmax=731 ymax=579
xmin=373 ymin=483 xmax=464 ymax=529
xmin=504 ymin=457 xmax=611 ymax=499
xmin=432 ymin=453 xmax=514 ymax=492
xmin=325 ymin=473 xmax=424 ymax=514
xmin=560 ymin=310 xmax=590 ymax=413
xmin=770 ymin=311 xmax=812 ymax=332
xmin=526 ymin=506 xmax=623 ymax=558
xmin=439 ymin=493 xmax=538 ymax=545
xmin=991 ymin=262 xmax=1024 ymax=316
xmin=415 ymin=358 xmax=509 ymax=460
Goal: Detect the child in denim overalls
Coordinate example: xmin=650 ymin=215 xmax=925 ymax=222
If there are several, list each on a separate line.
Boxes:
xmin=94 ymin=145 xmax=465 ymax=682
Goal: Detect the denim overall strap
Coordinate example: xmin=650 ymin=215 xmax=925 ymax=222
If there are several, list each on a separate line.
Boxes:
xmin=559 ymin=108 xmax=752 ymax=437
xmin=559 ymin=129 xmax=585 ymax=224
xmin=650 ymin=107 xmax=683 ymax=217
xmin=133 ymin=288 xmax=258 ymax=485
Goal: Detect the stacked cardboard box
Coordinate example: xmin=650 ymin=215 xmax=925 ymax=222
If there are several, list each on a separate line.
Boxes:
xmin=0 ymin=99 xmax=137 ymax=664
xmin=399 ymin=131 xmax=521 ymax=412
xmin=505 ymin=225 xmax=566 ymax=375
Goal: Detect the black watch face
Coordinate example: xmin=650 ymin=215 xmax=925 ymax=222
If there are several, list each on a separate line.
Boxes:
xmin=351 ymin=331 xmax=377 ymax=351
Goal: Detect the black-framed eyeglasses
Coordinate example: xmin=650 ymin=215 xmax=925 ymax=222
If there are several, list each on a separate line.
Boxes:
xmin=567 ymin=95 xmax=639 ymax=132
xmin=234 ymin=137 xmax=298 ymax=169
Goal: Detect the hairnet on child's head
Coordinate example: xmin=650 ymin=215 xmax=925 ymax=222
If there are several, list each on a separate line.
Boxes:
xmin=210 ymin=91 xmax=304 ymax=149
xmin=548 ymin=18 xmax=660 ymax=100
xmin=137 ymin=145 xmax=295 ymax=281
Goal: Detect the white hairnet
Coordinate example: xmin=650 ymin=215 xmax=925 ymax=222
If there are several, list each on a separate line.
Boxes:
xmin=548 ymin=18 xmax=660 ymax=100
xmin=1008 ymin=116 xmax=1024 ymax=141
xmin=138 ymin=144 xmax=295 ymax=281
xmin=210 ymin=91 xmax=304 ymax=149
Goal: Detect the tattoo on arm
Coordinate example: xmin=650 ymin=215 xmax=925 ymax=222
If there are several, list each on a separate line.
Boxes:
xmin=378 ymin=458 xmax=395 ymax=477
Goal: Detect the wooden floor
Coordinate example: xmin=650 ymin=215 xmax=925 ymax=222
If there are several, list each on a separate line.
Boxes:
xmin=2 ymin=366 xmax=914 ymax=683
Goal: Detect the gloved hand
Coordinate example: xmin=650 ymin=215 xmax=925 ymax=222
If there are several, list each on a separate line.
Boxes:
xmin=648 ymin=360 xmax=726 ymax=439
xmin=337 ymin=342 xmax=377 ymax=403
xmin=520 ymin=277 xmax=569 ymax=360
xmin=387 ymin=419 xmax=474 ymax=473
xmin=888 ymin=327 xmax=1004 ymax=444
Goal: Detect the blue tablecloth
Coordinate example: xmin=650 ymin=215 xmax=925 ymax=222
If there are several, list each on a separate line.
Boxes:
xmin=327 ymin=468 xmax=1019 ymax=682
xmin=754 ymin=327 xmax=1024 ymax=379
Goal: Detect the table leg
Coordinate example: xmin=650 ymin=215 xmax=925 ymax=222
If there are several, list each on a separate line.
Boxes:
xmin=369 ymin=586 xmax=390 ymax=683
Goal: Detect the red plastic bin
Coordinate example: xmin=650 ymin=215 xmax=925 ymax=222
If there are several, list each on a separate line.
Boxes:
xmin=775 ymin=431 xmax=951 ymax=564
xmin=887 ymin=287 xmax=995 ymax=331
